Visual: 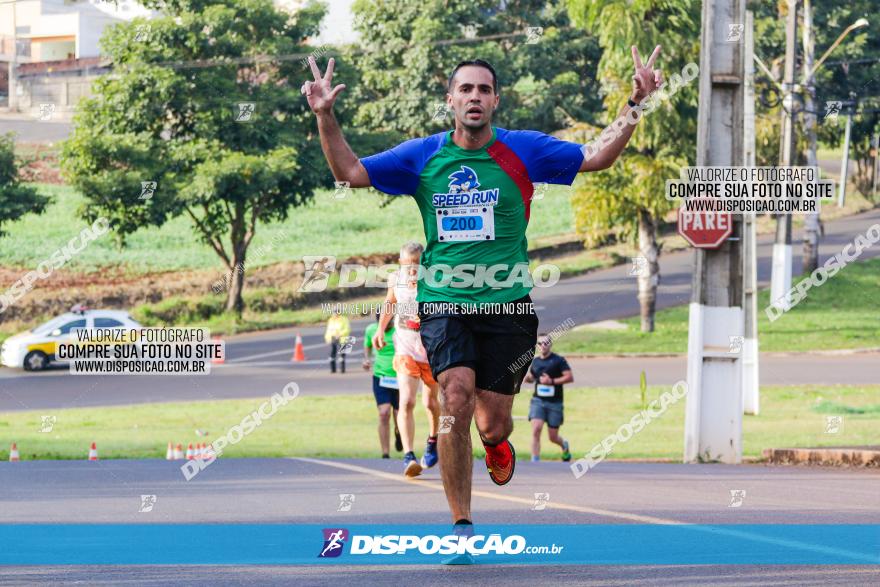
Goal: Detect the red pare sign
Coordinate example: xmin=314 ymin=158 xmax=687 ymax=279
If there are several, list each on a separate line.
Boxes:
xmin=677 ymin=205 xmax=733 ymax=249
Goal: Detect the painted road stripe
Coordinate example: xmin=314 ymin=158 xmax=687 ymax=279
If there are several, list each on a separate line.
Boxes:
xmin=291 ymin=457 xmax=681 ymax=525
xmin=291 ymin=457 xmax=877 ymax=563
xmin=227 ymin=341 xmax=327 ymax=363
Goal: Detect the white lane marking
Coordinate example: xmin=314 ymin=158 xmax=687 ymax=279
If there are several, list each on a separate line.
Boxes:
xmin=291 ymin=456 xmax=679 ymax=525
xmin=291 ymin=457 xmax=878 ymax=563
xmin=215 ymin=358 xmax=364 ymax=368
xmin=227 ymin=341 xmax=327 ymax=363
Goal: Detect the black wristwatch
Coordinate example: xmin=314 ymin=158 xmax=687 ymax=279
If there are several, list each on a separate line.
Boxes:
xmin=627 ymin=97 xmax=639 ymax=108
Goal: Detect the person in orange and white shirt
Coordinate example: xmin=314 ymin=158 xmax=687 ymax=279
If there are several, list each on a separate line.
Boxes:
xmin=373 ymin=241 xmax=441 ymax=478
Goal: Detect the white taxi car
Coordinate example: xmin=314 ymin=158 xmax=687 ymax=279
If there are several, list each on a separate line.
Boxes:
xmin=1 ymin=306 xmax=141 ymax=371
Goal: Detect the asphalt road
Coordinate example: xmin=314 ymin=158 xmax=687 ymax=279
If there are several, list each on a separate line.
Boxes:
xmin=0 ymin=115 xmax=72 ymax=144
xmin=1 ymin=208 xmax=878 ymax=411
xmin=0 ymin=459 xmax=877 ymax=584
xmin=0 ymin=351 xmax=878 ymax=412
xmin=7 ymin=566 xmax=878 ymax=586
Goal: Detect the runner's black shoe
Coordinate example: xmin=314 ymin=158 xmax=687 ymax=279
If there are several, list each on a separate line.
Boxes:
xmin=394 ymin=427 xmax=403 ymax=452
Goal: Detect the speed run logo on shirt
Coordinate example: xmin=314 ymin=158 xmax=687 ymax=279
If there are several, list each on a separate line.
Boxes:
xmin=432 ymin=166 xmax=500 ymax=207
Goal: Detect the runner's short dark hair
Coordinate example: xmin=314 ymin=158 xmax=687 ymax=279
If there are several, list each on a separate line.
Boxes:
xmin=448 ymin=59 xmax=498 ymax=94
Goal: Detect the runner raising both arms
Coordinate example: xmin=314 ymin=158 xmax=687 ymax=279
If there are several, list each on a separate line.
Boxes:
xmin=303 ymin=45 xmax=663 ymax=559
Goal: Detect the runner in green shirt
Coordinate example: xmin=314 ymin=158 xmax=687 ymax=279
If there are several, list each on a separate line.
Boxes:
xmin=305 ymin=46 xmax=663 ymax=555
xmin=363 ymin=311 xmax=402 ymax=458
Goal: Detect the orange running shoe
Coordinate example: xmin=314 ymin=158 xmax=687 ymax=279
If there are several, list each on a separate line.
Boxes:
xmin=484 ymin=440 xmax=516 ymax=486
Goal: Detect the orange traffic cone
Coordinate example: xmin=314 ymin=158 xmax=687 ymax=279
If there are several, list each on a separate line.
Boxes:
xmin=165 ymin=442 xmax=174 ymax=460
xmin=211 ymin=336 xmax=225 ymax=365
xmin=9 ymin=442 xmax=20 ymax=462
xmin=186 ymin=443 xmax=194 ymax=460
xmin=88 ymin=442 xmax=98 ymax=461
xmin=292 ymin=332 xmax=306 ymax=362
xmin=174 ymin=443 xmax=184 ymax=460
xmin=197 ymin=443 xmax=206 ymax=459
xmin=204 ymin=443 xmax=216 ymax=460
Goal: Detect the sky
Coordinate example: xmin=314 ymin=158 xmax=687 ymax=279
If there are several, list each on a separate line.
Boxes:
xmin=302 ymin=0 xmax=359 ymax=46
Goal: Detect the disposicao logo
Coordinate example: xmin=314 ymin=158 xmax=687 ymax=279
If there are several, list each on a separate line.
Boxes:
xmin=348 ymin=533 xmax=527 ymax=555
xmin=318 ymin=528 xmax=349 ymax=558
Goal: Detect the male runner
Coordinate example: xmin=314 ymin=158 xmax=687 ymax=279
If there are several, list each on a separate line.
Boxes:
xmin=373 ymin=242 xmax=441 ymax=477
xmin=524 ymin=333 xmax=574 ymax=462
xmin=303 ymin=46 xmax=663 ymax=547
xmin=363 ymin=310 xmax=403 ymax=458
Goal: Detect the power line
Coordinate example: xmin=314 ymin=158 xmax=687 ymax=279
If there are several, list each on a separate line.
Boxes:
xmin=122 ymin=29 xmax=551 ymax=72
xmin=823 ymin=57 xmax=880 ymax=67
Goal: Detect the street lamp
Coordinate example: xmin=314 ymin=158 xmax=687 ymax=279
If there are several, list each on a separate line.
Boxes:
xmin=764 ymin=11 xmax=869 ymax=313
xmin=800 ymin=17 xmax=870 ymax=208
xmin=804 ymin=18 xmax=869 ymax=83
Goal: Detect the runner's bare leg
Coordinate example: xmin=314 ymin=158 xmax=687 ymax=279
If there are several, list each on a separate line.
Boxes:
xmin=423 ymin=381 xmax=441 ymax=437
xmin=377 ymin=403 xmax=391 ymax=455
xmin=474 ymin=389 xmax=515 ymax=447
xmin=547 ymin=426 xmax=566 ymax=449
xmin=531 ymin=417 xmax=545 ymax=459
xmin=437 ymin=366 xmax=475 ymax=522
xmin=396 ymin=373 xmax=420 ymax=453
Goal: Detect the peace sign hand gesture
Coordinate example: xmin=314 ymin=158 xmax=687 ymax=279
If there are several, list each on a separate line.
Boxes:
xmin=630 ymin=45 xmax=663 ymax=103
xmin=302 ymin=56 xmax=347 ymax=115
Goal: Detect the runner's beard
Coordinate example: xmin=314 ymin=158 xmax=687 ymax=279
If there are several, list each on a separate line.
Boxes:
xmin=457 ymin=116 xmax=490 ymax=133
xmin=456 ymin=107 xmax=492 ymax=132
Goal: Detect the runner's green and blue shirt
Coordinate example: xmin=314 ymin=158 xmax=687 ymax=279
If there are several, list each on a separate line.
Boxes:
xmin=361 ymin=127 xmax=584 ymax=304
xmin=364 ymin=322 xmax=395 ymax=377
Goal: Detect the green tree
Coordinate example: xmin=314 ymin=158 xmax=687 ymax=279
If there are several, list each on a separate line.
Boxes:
xmin=808 ymin=0 xmax=878 ymax=201
xmin=349 ymin=0 xmax=603 ymax=138
xmin=0 ymin=133 xmax=49 ymax=236
xmin=566 ymin=0 xmax=700 ymax=332
xmin=749 ymin=0 xmax=878 ymax=272
xmin=61 ymin=0 xmax=330 ymax=315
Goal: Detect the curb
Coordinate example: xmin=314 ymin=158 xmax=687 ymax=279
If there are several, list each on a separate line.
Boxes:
xmin=565 ymin=347 xmax=880 ymax=359
xmin=762 ymin=447 xmax=880 ymax=467
xmin=566 ymin=352 xmax=684 ymax=359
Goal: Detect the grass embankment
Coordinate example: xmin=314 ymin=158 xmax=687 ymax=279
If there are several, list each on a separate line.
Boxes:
xmin=554 ymin=257 xmax=880 ymax=355
xmin=0 ymin=183 xmax=576 ymax=272
xmin=2 ymin=384 xmax=876 ymax=461
xmin=0 ymin=182 xmax=875 ymax=343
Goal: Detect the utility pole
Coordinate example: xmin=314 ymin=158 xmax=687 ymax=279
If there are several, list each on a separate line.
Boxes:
xmin=8 ymin=0 xmax=17 ymax=112
xmin=742 ymin=10 xmax=759 ymax=416
xmin=801 ymin=0 xmax=820 ymax=274
xmin=838 ymin=96 xmax=854 ymax=207
xmin=684 ymin=0 xmax=746 ymax=463
xmin=873 ymin=132 xmax=879 ymax=200
xmin=770 ymin=0 xmax=798 ymax=310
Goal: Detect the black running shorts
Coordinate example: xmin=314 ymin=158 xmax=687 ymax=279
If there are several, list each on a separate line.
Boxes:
xmin=418 ymin=294 xmax=539 ymax=394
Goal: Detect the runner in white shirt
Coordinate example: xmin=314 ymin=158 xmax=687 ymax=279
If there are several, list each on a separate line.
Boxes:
xmin=373 ymin=242 xmax=441 ymax=477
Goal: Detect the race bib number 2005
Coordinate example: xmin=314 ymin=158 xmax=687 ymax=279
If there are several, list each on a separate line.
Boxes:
xmin=436 ymin=206 xmax=495 ymax=242
xmin=536 ymin=384 xmax=555 ymax=397
xmin=379 ymin=376 xmax=399 ymax=390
